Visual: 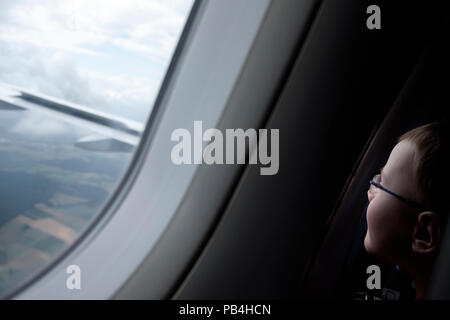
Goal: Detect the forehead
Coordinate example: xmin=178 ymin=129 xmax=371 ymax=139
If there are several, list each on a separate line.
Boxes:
xmin=384 ymin=140 xmax=417 ymax=174
xmin=383 ymin=140 xmax=421 ymax=199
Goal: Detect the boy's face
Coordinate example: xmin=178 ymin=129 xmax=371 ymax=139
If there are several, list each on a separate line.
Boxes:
xmin=364 ymin=140 xmax=424 ymax=264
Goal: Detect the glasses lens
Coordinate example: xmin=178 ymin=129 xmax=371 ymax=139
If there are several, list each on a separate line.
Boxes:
xmin=373 ymin=174 xmax=381 ymax=183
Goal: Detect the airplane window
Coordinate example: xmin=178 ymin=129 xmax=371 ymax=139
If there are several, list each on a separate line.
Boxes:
xmin=0 ymin=0 xmax=194 ymax=297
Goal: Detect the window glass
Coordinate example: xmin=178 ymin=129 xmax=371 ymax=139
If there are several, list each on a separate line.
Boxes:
xmin=0 ymin=0 xmax=194 ymax=296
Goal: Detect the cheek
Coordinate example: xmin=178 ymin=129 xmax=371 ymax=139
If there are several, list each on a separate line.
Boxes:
xmin=366 ymin=198 xmax=387 ymax=232
xmin=364 ymin=197 xmax=411 ymax=261
xmin=365 ymin=200 xmax=387 ymax=252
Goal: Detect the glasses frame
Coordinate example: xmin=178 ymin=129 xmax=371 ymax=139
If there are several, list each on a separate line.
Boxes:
xmin=369 ymin=175 xmax=427 ymax=211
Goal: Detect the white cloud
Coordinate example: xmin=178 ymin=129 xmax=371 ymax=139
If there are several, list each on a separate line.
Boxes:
xmin=0 ymin=0 xmax=193 ymax=122
xmin=1 ymin=0 xmax=192 ymax=60
xmin=0 ymin=42 xmax=102 ymax=108
xmin=11 ymin=113 xmax=74 ymax=137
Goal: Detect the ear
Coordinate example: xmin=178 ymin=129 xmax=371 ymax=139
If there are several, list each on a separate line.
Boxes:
xmin=412 ymin=211 xmax=441 ymax=255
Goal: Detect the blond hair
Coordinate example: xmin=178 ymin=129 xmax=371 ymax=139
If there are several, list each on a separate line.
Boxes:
xmin=399 ymin=122 xmax=450 ymax=219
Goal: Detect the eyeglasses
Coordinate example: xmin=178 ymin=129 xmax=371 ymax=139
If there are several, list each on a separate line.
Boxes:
xmin=369 ymin=174 xmax=426 ymax=211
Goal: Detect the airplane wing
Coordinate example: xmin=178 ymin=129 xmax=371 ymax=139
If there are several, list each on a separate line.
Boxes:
xmin=0 ymin=83 xmax=144 ymax=152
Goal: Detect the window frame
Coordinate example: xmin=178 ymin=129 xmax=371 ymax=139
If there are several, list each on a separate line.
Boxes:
xmin=11 ymin=0 xmax=278 ymax=299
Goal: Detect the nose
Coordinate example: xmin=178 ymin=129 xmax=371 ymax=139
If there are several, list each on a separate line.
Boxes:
xmin=367 ymin=189 xmax=374 ymax=202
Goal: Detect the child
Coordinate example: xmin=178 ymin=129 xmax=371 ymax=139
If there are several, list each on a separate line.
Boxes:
xmin=364 ymin=121 xmax=450 ymax=300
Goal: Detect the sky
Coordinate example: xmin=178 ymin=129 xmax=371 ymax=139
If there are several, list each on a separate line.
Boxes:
xmin=0 ymin=0 xmax=194 ymax=122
